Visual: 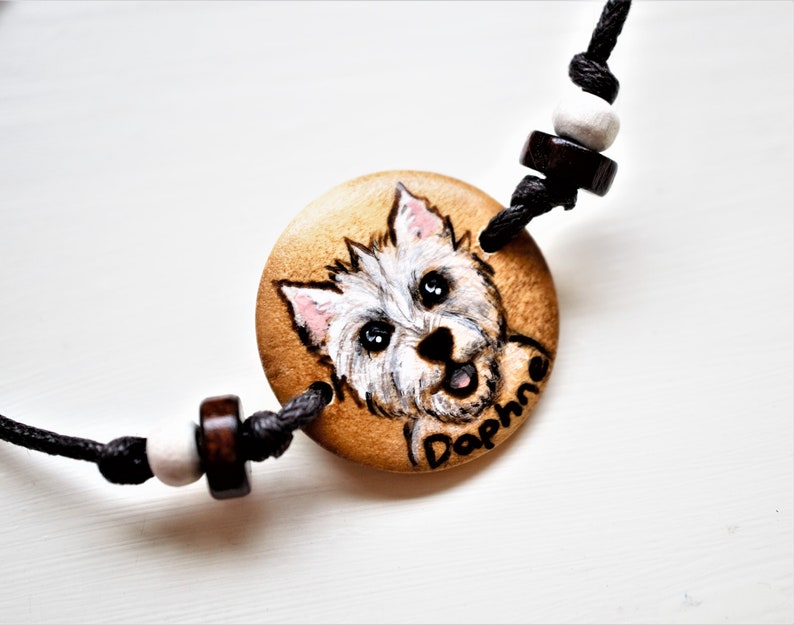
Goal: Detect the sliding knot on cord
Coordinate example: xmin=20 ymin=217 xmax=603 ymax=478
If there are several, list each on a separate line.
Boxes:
xmin=568 ymin=0 xmax=631 ymax=103
xmin=98 ymin=436 xmax=153 ymax=485
xmin=1 ymin=382 xmax=333 ymax=497
xmin=478 ymin=0 xmax=631 ymax=253
xmin=568 ymin=53 xmax=619 ymax=104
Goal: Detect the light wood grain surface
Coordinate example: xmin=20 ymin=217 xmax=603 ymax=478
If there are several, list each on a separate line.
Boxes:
xmin=1 ymin=2 xmax=791 ymax=624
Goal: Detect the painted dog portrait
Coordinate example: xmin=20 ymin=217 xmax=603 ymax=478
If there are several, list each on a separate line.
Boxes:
xmin=278 ymin=183 xmax=511 ymax=424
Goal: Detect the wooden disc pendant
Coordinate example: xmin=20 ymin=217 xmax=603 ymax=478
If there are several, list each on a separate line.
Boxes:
xmin=256 ymin=171 xmax=559 ymax=472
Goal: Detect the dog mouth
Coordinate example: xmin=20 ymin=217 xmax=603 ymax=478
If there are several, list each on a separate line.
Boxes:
xmin=443 ymin=361 xmax=479 ymax=398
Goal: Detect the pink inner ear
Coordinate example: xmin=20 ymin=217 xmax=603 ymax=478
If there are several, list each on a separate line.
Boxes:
xmin=293 ymin=292 xmax=333 ymax=343
xmin=405 ymin=198 xmax=443 ymax=240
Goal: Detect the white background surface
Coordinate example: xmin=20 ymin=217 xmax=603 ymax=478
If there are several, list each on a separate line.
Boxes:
xmin=0 ymin=2 xmax=792 ymax=624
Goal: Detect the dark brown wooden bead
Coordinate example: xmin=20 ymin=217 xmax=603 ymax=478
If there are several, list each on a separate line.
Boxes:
xmin=519 ymin=130 xmax=618 ymax=196
xmin=198 ymin=395 xmax=250 ymax=500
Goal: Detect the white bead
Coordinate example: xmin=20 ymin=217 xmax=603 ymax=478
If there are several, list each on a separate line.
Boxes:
xmin=552 ymin=89 xmax=620 ymax=152
xmin=147 ymin=420 xmax=202 ymax=487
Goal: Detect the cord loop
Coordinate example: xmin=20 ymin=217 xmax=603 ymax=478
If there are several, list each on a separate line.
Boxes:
xmin=568 ymin=52 xmax=620 ymax=104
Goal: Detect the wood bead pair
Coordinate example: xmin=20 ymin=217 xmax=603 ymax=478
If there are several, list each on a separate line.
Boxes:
xmin=514 ymin=88 xmax=619 ymax=198
xmin=146 ymin=395 xmax=250 ymax=499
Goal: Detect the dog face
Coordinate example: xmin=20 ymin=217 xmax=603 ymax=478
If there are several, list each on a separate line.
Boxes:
xmin=279 ymin=183 xmax=506 ymax=423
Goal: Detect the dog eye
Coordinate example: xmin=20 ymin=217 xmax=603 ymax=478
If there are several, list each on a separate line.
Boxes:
xmin=359 ymin=320 xmax=393 ymax=352
xmin=419 ymin=271 xmax=449 ymax=307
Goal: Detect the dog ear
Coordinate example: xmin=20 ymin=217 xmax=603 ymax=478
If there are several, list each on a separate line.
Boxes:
xmin=390 ymin=182 xmax=450 ymax=245
xmin=279 ymin=283 xmax=341 ymax=351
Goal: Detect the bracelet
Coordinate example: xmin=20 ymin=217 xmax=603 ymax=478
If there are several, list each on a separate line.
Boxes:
xmin=1 ymin=0 xmax=632 ymax=498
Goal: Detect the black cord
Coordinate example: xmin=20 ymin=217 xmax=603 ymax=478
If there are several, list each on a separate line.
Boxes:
xmin=569 ymin=0 xmax=632 ymax=103
xmin=479 ymin=0 xmax=631 ymax=253
xmin=480 ymin=176 xmax=579 ymax=253
xmin=241 ymin=382 xmax=331 ymax=462
xmin=1 ymin=0 xmax=630 ymax=488
xmin=0 ymin=414 xmax=105 ymax=462
xmin=0 ymin=382 xmax=332 ymax=485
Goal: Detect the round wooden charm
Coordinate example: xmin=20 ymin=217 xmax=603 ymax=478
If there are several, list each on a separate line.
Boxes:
xmin=256 ymin=171 xmax=558 ymax=472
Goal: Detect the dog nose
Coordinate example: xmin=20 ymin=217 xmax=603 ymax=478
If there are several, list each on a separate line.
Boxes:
xmin=418 ymin=327 xmax=453 ymax=362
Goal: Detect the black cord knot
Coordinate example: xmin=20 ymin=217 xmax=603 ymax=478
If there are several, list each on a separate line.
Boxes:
xmin=479 ymin=176 xmax=578 ymax=253
xmin=240 ymin=382 xmax=333 ymax=462
xmin=241 ymin=410 xmax=293 ymax=461
xmin=568 ymin=0 xmax=631 ymax=103
xmin=568 ymin=52 xmax=620 ymax=104
xmin=97 ymin=436 xmax=153 ymax=485
xmin=511 ymin=175 xmax=578 ymax=211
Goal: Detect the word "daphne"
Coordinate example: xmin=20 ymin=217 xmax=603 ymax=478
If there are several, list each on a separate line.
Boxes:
xmin=421 ymin=354 xmax=550 ymax=469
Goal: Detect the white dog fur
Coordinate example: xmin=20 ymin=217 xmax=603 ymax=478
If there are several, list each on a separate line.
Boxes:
xmin=279 ymin=183 xmax=507 ymax=424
